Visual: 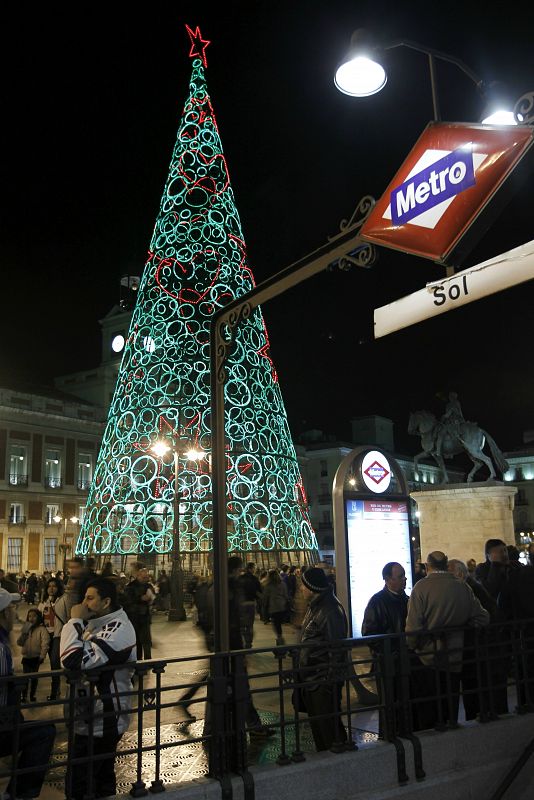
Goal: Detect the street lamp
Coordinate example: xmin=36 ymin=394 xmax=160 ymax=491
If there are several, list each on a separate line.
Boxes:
xmin=54 ymin=514 xmax=79 ymax=571
xmin=334 ymin=29 xmax=519 ymax=124
xmin=151 ymin=438 xmax=206 ymax=622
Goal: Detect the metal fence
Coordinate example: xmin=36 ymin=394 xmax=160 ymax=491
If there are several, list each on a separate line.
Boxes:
xmin=1 ymin=617 xmax=533 ymax=800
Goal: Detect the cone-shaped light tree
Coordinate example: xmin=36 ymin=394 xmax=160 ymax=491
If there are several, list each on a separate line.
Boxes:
xmin=76 ymin=26 xmax=318 ymax=563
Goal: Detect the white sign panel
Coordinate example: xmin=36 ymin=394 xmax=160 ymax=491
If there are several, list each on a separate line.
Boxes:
xmin=374 ymin=239 xmax=534 ymax=339
xmin=346 ymin=498 xmax=413 ymax=637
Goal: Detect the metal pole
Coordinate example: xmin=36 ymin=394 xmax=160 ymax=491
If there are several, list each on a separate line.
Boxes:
xmin=428 ymin=54 xmax=441 ymax=122
xmin=210 ymin=320 xmax=230 ymax=651
xmin=168 ymin=445 xmax=186 ymax=621
xmin=209 ymin=207 xmax=374 ymax=652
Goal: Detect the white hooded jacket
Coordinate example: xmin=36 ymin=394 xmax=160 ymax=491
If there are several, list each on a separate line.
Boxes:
xmin=60 ymin=607 xmax=136 ymax=737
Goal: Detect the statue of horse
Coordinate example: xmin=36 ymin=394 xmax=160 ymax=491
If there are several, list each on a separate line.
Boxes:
xmin=408 ymin=410 xmax=509 ymax=484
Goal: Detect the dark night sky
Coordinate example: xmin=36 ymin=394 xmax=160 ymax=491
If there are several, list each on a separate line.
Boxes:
xmin=3 ymin=1 xmax=534 ymax=454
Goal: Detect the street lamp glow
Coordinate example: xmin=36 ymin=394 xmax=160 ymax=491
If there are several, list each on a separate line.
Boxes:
xmin=53 ymin=514 xmax=62 ymax=523
xmin=152 ymin=441 xmax=171 ymax=458
xmin=334 ymin=56 xmax=387 ymax=97
xmin=184 ymin=447 xmax=206 ymax=461
xmin=70 ymin=516 xmax=79 ymax=524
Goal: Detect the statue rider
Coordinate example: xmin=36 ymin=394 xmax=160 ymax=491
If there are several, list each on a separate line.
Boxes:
xmin=438 ymin=392 xmax=465 ymax=452
xmin=442 ymin=392 xmax=465 ymax=427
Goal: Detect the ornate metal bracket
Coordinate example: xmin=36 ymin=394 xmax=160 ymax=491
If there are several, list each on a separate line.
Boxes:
xmin=515 ymin=91 xmax=534 ymax=125
xmin=214 ymin=301 xmax=252 ymax=383
xmin=327 ymin=194 xmax=378 ymax=270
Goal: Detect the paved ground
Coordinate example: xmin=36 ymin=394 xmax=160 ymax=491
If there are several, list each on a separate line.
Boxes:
xmin=3 ymin=603 xmax=379 ymax=798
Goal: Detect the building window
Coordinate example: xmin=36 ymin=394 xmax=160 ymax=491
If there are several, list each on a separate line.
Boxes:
xmin=78 ymin=505 xmax=86 ymax=524
xmin=45 ymin=449 xmax=62 ymax=488
xmin=78 ymin=454 xmax=93 ymax=490
xmin=322 ymin=510 xmax=331 ymax=524
xmin=320 ymin=459 xmax=328 ymax=477
xmin=9 ymin=503 xmax=24 ymax=524
xmin=7 ymin=538 xmax=22 ymax=570
xmin=43 ymin=539 xmax=57 ymax=570
xmin=9 ymin=444 xmax=28 ymax=486
xmin=46 ymin=504 xmax=60 ymax=525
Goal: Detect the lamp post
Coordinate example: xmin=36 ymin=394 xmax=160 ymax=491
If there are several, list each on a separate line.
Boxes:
xmin=334 ymin=29 xmax=521 ymax=125
xmin=54 ymin=514 xmax=79 ymax=571
xmin=152 ymin=439 xmax=205 ymax=622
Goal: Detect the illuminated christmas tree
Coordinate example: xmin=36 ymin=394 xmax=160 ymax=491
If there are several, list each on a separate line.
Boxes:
xmin=76 ymin=26 xmax=318 ymax=563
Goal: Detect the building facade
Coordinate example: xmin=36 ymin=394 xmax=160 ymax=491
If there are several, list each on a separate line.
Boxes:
xmin=503 ymin=445 xmax=534 ymax=553
xmin=0 ymin=385 xmax=104 ymax=575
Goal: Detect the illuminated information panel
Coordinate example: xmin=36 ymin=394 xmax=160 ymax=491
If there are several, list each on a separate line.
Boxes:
xmin=346 ymin=498 xmax=413 ymax=637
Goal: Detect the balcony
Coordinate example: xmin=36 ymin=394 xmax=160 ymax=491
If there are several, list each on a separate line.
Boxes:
xmin=9 ymin=474 xmax=28 ymax=487
xmin=77 ymin=479 xmax=92 ymax=491
xmin=8 ymin=516 xmax=26 ymax=525
xmin=44 ymin=476 xmax=63 ymax=489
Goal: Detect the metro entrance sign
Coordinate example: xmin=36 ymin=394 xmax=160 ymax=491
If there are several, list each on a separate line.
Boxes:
xmin=361 ymin=122 xmax=534 ymax=264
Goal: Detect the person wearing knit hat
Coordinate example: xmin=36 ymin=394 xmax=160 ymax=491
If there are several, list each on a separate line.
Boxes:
xmin=293 ymin=566 xmax=348 ymax=751
xmin=300 ymin=567 xmax=330 ymax=593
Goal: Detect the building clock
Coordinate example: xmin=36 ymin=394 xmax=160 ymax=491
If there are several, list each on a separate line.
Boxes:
xmin=111 ymin=334 xmax=125 ymax=353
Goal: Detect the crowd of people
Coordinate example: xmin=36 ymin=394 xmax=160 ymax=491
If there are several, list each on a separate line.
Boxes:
xmin=0 ymin=540 xmax=533 ymax=798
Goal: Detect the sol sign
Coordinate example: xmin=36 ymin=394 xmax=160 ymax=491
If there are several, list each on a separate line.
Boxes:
xmin=361 ymin=122 xmax=534 ymax=263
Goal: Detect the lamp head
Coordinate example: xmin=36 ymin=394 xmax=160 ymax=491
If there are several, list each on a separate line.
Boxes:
xmin=334 ymin=29 xmax=387 ymax=97
xmin=152 ymin=441 xmax=171 ymax=458
xmin=480 ymin=81 xmax=519 ymax=125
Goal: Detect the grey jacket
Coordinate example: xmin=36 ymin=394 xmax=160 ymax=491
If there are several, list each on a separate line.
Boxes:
xmin=262 ymin=581 xmax=288 ymax=616
xmin=406 ymin=571 xmax=490 ymax=671
xmin=52 ymin=587 xmax=78 ymax=638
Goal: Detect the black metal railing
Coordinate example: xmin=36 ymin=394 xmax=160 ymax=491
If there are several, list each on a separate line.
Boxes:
xmin=1 ymin=617 xmax=533 ymax=799
xmin=77 ymin=479 xmax=91 ymax=490
xmin=44 ymin=477 xmax=62 ymax=489
xmin=9 ymin=474 xmax=28 ymax=486
xmin=8 ymin=515 xmax=26 ymax=525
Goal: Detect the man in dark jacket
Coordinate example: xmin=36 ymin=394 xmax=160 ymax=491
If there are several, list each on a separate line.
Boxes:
xmin=475 ymin=539 xmax=510 ymax=599
xmin=498 ymin=565 xmax=534 ymax=708
xmin=237 ymin=563 xmax=262 ymax=648
xmin=122 ymin=564 xmax=154 ymax=660
xmin=362 ymin=562 xmax=408 ymax=639
xmin=362 ymin=562 xmax=408 ymax=737
xmin=298 ymin=567 xmax=348 ymax=751
xmin=198 ymin=557 xmax=274 ymax=737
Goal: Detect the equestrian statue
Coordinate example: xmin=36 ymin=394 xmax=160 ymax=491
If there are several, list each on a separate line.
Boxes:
xmin=408 ymin=392 xmax=509 ymax=484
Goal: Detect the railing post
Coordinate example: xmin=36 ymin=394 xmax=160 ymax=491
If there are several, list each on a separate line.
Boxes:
xmin=379 ymin=637 xmax=409 ymax=784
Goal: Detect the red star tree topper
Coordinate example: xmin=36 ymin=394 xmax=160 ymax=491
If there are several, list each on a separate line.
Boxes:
xmin=185 ymin=24 xmax=210 ymax=67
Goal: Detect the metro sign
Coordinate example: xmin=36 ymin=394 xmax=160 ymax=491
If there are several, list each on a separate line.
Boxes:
xmin=361 ymin=122 xmax=534 ymax=263
xmin=364 ymin=460 xmax=390 ymax=484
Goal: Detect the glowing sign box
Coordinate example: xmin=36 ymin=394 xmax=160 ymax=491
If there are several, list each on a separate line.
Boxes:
xmin=346 ymin=498 xmax=413 ymax=637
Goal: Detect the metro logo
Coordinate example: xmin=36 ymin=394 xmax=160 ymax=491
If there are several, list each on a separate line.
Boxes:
xmin=391 ymin=147 xmax=476 ymax=225
xmin=364 ymin=460 xmax=390 ymax=485
xmin=360 ymin=122 xmax=534 ymax=263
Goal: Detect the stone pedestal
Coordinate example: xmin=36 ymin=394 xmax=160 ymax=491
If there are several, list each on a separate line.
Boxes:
xmin=411 ymin=481 xmax=517 ymax=564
